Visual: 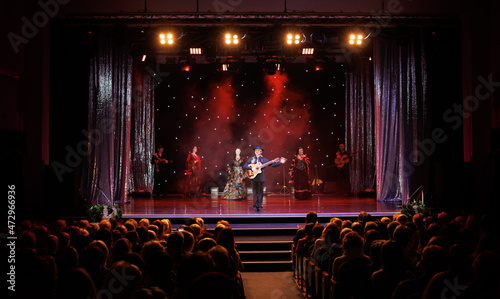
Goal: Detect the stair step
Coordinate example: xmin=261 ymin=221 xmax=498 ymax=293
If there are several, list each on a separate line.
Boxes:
xmin=242 ymin=260 xmax=293 ymax=272
xmin=239 ymin=250 xmax=292 ymax=261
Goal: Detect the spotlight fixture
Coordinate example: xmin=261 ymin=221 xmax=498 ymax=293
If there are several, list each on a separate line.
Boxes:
xmin=160 ymin=33 xmax=174 ymax=45
xmin=264 ymin=58 xmax=279 ymax=75
xmin=224 ymin=33 xmax=240 ymax=45
xmin=302 ymin=48 xmax=314 ymax=55
xmin=286 ymin=33 xmax=302 ymax=45
xmin=190 ymin=48 xmax=202 ymax=55
xmin=349 ymin=33 xmax=364 ymax=45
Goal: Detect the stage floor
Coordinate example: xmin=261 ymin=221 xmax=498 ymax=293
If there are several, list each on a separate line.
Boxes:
xmin=122 ymin=193 xmax=401 ymax=219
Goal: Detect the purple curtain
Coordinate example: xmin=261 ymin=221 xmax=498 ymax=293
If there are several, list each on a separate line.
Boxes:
xmin=373 ymin=31 xmax=428 ymax=203
xmin=128 ymin=62 xmax=155 ymax=194
xmin=83 ymin=33 xmax=156 ymax=205
xmin=345 ymin=58 xmax=376 ymax=193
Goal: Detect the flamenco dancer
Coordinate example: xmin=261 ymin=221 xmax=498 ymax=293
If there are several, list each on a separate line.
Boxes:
xmin=222 ymin=148 xmax=247 ymax=200
xmin=289 ymin=147 xmax=312 ymax=200
xmin=185 ymin=146 xmax=202 ymax=197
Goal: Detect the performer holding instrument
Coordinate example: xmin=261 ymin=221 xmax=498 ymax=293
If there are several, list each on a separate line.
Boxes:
xmin=152 ymin=145 xmax=172 ymax=196
xmin=243 ymin=145 xmax=287 ymax=212
xmin=335 ymin=144 xmax=358 ymax=196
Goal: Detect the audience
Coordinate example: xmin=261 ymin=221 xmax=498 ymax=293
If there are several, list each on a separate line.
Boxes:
xmin=10 ymin=209 xmax=499 ymax=299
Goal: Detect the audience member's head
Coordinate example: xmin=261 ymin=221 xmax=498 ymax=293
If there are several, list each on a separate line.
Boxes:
xmin=340 ymin=228 xmax=353 ymax=243
xmin=208 ymin=245 xmax=231 ymax=275
xmin=313 ymin=223 xmax=325 ymax=239
xmin=380 ymin=241 xmax=404 ymax=272
xmin=181 ymin=230 xmax=195 ymax=253
xmin=111 ymin=238 xmax=132 ymax=264
xmin=125 ymin=230 xmax=140 ymax=246
xmin=51 ymin=219 xmax=67 ymax=235
xmin=166 ymin=231 xmax=184 ymax=252
xmin=393 ymin=225 xmax=414 ymax=250
xmin=304 ymin=223 xmax=315 ymax=238
xmin=102 ymin=261 xmax=143 ymax=299
xmin=380 ymin=217 xmax=391 ymax=226
xmin=98 ymin=219 xmax=112 ymax=231
xmin=342 ymin=231 xmax=364 ymax=251
xmin=57 ymin=267 xmax=97 ymax=299
xmin=420 ymin=245 xmax=449 ymax=277
xmin=139 ymin=218 xmax=150 ymax=229
xmin=176 ymin=252 xmax=215 ymax=297
xmin=197 ymin=237 xmax=217 ymax=252
xmin=141 ymin=240 xmax=165 ymax=265
xmin=306 ymin=211 xmax=318 ymax=224
xmin=144 ymin=252 xmax=174 ymax=293
xmin=216 ymin=227 xmax=237 ymax=253
xmin=55 ymin=245 xmax=79 ymax=274
xmin=396 ymin=214 xmax=409 ymax=225
xmin=351 ymin=222 xmax=364 ymax=237
xmin=341 ymin=220 xmax=352 ymax=229
xmin=412 ymin=213 xmax=424 ymax=229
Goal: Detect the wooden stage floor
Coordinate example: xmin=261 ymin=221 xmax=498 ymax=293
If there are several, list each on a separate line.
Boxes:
xmin=122 ymin=193 xmax=401 ymax=219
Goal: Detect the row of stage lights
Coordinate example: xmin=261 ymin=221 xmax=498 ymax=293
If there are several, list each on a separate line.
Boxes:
xmin=157 ymin=31 xmax=365 ymax=53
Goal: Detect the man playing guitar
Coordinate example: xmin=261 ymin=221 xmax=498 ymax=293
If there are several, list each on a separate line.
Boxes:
xmin=152 ymin=145 xmax=172 ymax=196
xmin=243 ymin=145 xmax=287 ymax=212
xmin=335 ymin=144 xmax=353 ymax=196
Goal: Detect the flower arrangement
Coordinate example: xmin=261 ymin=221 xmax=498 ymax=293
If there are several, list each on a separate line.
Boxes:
xmin=401 ymin=200 xmax=431 ymax=218
xmin=87 ymin=204 xmax=123 ymax=223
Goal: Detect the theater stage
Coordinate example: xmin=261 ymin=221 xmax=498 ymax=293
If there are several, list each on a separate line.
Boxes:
xmin=122 ymin=193 xmax=401 ymax=220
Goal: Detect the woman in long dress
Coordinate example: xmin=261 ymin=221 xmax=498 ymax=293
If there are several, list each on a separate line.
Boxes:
xmin=185 ymin=146 xmax=201 ymax=196
xmin=223 ymin=148 xmax=247 ymax=200
xmin=289 ymin=147 xmax=311 ymax=200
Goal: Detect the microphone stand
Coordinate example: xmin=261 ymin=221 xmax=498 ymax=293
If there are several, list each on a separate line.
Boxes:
xmin=96 ymin=186 xmax=112 ymax=206
xmin=280 ymin=164 xmax=290 ymax=194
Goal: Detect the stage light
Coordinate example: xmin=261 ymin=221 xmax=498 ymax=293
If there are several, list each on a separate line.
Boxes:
xmin=181 ymin=65 xmax=190 ymax=72
xmin=141 ymin=54 xmax=147 ymax=62
xmin=264 ymin=58 xmax=278 ymax=75
xmin=302 ymin=48 xmax=314 ymax=55
xmin=286 ymin=33 xmax=302 ymax=46
xmin=190 ymin=48 xmax=202 ymax=55
xmin=224 ymin=33 xmax=240 ymax=45
xmin=159 ymin=33 xmax=174 ymax=45
xmin=349 ymin=33 xmax=364 ymax=46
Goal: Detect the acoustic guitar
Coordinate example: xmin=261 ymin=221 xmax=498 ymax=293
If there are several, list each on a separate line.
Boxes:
xmin=246 ymin=157 xmax=287 ymax=179
xmin=334 ymin=149 xmax=361 ymax=169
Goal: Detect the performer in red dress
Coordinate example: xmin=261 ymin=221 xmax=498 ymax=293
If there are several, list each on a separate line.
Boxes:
xmin=289 ymin=147 xmax=312 ymax=200
xmin=185 ymin=146 xmax=202 ymax=196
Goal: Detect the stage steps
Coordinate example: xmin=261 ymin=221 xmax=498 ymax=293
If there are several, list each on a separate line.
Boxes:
xmin=233 ymin=226 xmax=296 ymax=272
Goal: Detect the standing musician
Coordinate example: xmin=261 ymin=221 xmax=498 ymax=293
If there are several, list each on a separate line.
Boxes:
xmin=243 ymin=145 xmax=287 ymax=212
xmin=335 ymin=144 xmax=353 ymax=196
xmin=185 ymin=146 xmax=202 ymax=197
xmin=152 ymin=145 xmax=172 ymax=196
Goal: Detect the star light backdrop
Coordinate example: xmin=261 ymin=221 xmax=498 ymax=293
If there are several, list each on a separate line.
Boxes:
xmin=154 ymin=63 xmax=346 ymax=192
